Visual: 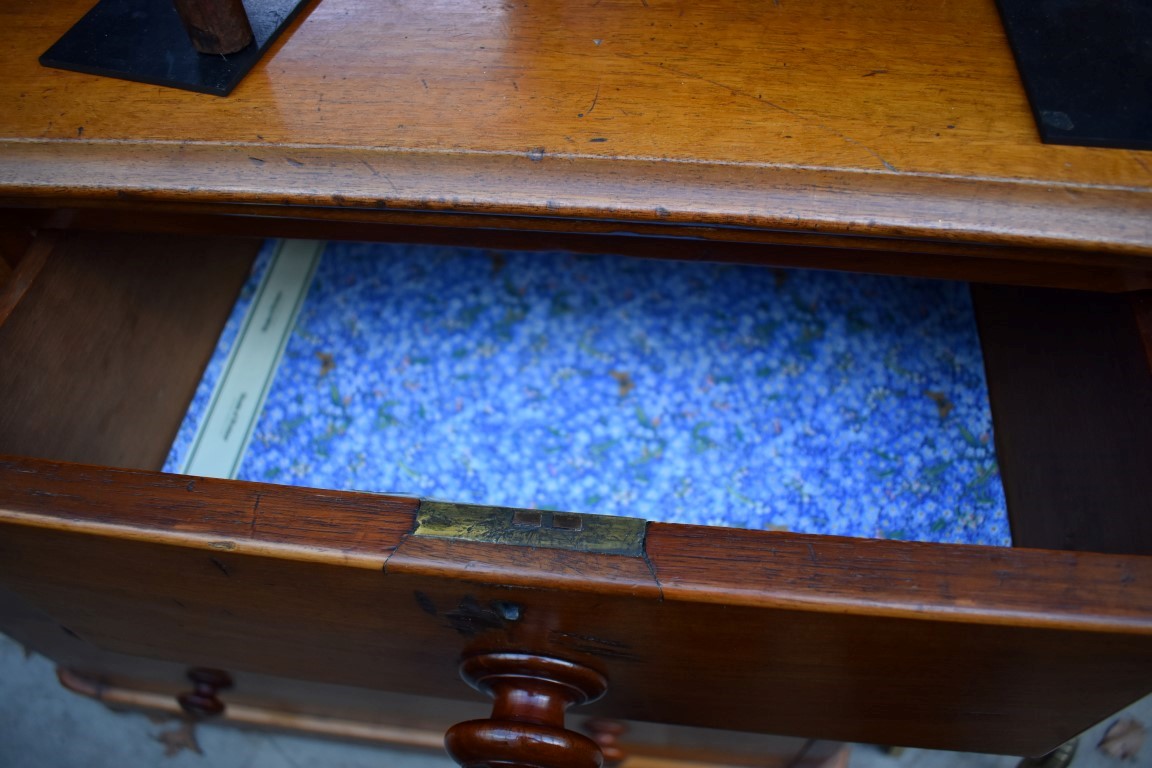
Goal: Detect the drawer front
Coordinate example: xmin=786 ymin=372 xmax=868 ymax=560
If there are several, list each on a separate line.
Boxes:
xmin=2 ymin=456 xmax=1151 ymax=756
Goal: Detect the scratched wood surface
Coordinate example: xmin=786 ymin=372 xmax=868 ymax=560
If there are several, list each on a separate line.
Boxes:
xmin=2 ymin=456 xmax=1151 ymax=756
xmin=0 ymin=0 xmax=1150 ymax=269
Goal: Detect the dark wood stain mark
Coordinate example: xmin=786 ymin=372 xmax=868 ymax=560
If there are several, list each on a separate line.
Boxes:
xmin=210 ymin=557 xmax=231 ymax=577
xmin=640 ymin=535 xmax=665 ymax=602
xmin=444 ymin=595 xmax=507 ymax=636
xmin=414 ymin=590 xmax=438 ymax=616
xmin=249 ymin=492 xmax=262 ymax=539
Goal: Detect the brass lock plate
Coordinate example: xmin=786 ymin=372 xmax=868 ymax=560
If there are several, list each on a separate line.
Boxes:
xmin=412 ymin=500 xmax=647 ymax=557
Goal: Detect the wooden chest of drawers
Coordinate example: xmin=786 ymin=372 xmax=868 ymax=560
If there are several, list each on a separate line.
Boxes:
xmin=1 ymin=0 xmax=1151 ymax=763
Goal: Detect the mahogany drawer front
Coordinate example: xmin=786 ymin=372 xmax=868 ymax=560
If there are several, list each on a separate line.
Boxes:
xmin=1 ymin=456 xmax=1151 ymax=758
xmin=3 ymin=0 xmax=1152 ymax=759
xmin=1 ymin=231 xmax=1151 ymax=759
xmin=5 ymin=580 xmax=840 ymax=768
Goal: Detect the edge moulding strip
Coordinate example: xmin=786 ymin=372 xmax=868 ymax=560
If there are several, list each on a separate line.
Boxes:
xmin=2 ymin=458 xmax=1152 ymax=634
xmin=1 ymin=141 xmax=1151 ymax=256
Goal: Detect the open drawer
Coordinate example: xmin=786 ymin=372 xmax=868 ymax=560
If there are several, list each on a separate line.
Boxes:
xmin=1 ymin=230 xmax=1151 ymax=760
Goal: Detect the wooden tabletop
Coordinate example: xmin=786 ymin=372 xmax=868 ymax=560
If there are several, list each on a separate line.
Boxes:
xmin=1 ymin=0 xmax=1151 ymax=260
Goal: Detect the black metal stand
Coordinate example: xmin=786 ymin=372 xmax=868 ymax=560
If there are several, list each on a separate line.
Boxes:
xmin=40 ymin=0 xmax=315 ymax=96
xmin=994 ymin=0 xmax=1152 ymax=150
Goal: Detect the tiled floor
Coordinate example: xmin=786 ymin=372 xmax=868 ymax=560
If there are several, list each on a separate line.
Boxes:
xmin=0 ymin=636 xmax=445 ymax=768
xmin=0 ymin=634 xmax=1146 ymax=768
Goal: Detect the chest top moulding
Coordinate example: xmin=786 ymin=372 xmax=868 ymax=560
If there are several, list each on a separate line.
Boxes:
xmin=1 ymin=0 xmax=1151 ymax=287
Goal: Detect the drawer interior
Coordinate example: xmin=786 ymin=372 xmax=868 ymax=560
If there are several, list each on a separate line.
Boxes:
xmin=168 ymin=239 xmax=1007 ymax=546
xmin=1 ymin=230 xmax=1150 ymax=555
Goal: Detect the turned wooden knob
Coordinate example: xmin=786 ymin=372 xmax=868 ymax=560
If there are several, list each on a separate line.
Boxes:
xmin=584 ymin=718 xmax=628 ymax=766
xmin=176 ymin=668 xmax=233 ymax=718
xmin=445 ymin=653 xmax=609 ymax=768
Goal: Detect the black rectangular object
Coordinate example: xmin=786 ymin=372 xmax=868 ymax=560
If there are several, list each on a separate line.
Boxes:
xmin=994 ymin=0 xmax=1152 ymax=150
xmin=40 ymin=0 xmax=314 ymax=97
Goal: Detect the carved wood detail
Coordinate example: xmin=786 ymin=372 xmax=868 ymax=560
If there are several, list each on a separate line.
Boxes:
xmin=177 ymin=667 xmax=233 ymax=718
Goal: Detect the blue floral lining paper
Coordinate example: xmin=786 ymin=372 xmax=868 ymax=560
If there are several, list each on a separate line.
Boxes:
xmin=167 ymin=241 xmax=1010 ymax=546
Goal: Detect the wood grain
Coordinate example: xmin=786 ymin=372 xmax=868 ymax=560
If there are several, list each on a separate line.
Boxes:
xmin=0 ymin=222 xmax=35 ymax=268
xmin=0 ymin=231 xmax=52 ymax=325
xmin=642 ymin=523 xmax=1152 ymax=631
xmin=2 ymin=456 xmax=1151 ymax=756
xmin=973 ymin=285 xmax=1152 ymax=555
xmin=0 ymin=457 xmax=419 ymax=560
xmin=0 ymin=0 xmax=1148 ymax=266
xmin=1132 ymin=291 xmax=1152 ymax=373
xmin=0 ymin=231 xmax=257 ymax=469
